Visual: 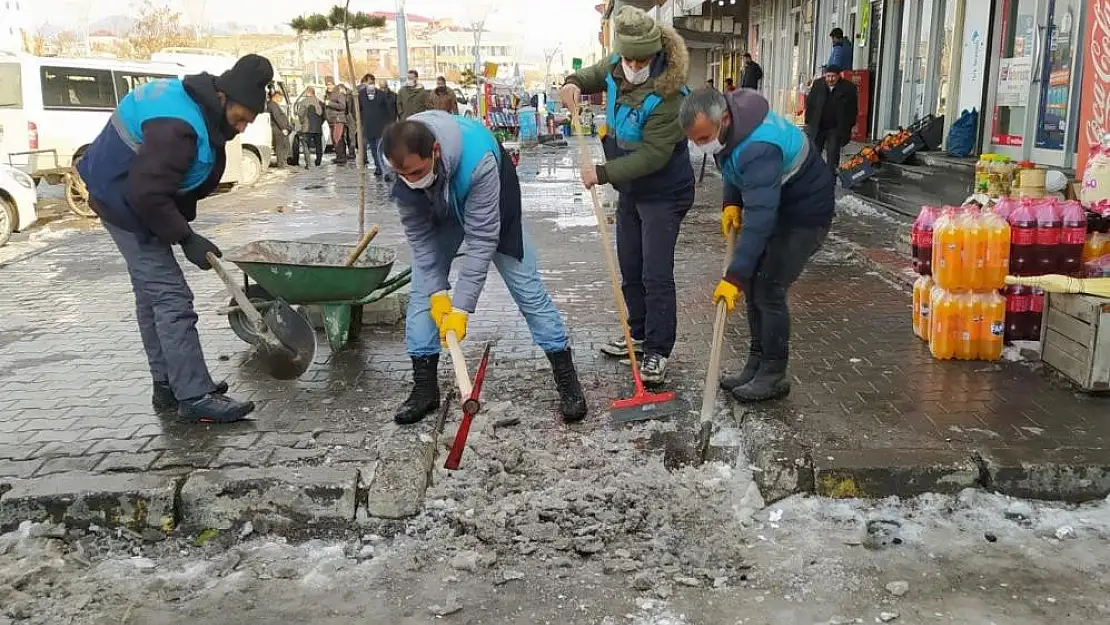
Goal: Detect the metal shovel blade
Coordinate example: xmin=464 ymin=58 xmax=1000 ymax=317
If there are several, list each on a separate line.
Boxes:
xmin=256 ymin=298 xmax=316 ymax=380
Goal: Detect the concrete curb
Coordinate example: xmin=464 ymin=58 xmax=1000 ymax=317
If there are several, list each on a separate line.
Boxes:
xmin=0 ymin=473 xmax=181 ymax=531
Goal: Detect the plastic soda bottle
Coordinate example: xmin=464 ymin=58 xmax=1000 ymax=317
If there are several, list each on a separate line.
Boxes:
xmin=1034 ymin=199 xmax=1062 ymax=275
xmin=981 ymin=207 xmax=1012 ymax=290
xmin=1008 ymin=200 xmax=1037 ymax=276
xmin=932 ymin=207 xmax=961 ymax=290
xmin=1084 ymin=233 xmax=1106 ymax=262
xmin=994 ymin=197 xmax=1017 ymax=222
xmin=959 ymin=207 xmax=986 ymax=290
xmin=912 ymin=275 xmax=933 ymax=341
xmin=955 ymin=292 xmax=982 ymax=360
xmin=1004 ymin=285 xmax=1031 ymax=342
xmin=1058 ymin=200 xmax=1087 ymax=276
xmin=980 ymin=291 xmax=1006 ymax=361
xmin=1029 ymin=288 xmax=1046 ymax=340
xmin=912 ymin=205 xmax=938 ymax=275
xmin=929 ymin=288 xmax=958 ymax=360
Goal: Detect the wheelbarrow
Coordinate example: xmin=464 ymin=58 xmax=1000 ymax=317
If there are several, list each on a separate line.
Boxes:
xmin=215 ymin=240 xmax=413 ymax=352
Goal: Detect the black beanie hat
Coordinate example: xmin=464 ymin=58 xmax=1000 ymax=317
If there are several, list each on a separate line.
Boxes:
xmin=216 ymin=54 xmax=274 ymax=114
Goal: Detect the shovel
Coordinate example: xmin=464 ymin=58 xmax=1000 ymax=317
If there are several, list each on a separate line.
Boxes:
xmin=207 ymin=253 xmax=316 ymax=380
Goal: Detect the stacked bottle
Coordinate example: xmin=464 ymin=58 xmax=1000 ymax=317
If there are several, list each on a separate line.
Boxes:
xmin=913 ymin=205 xmax=1010 ymax=361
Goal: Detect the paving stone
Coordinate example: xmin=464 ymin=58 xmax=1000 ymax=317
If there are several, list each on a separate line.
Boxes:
xmin=36 ymin=455 xmax=105 ymax=477
xmin=0 ymin=444 xmax=42 ymax=461
xmin=0 ymin=459 xmax=44 ymax=479
xmin=212 ymin=447 xmax=274 ymax=468
xmin=28 ymin=441 xmax=96 ymax=459
xmin=94 ymin=452 xmax=163 ymax=474
xmin=178 ymin=467 xmax=359 ymax=531
xmin=89 ymin=437 xmax=154 ymax=455
xmin=360 ymin=424 xmax=439 ymax=521
xmin=0 ymin=472 xmax=179 ymax=531
xmin=150 ymin=451 xmax=218 ymax=471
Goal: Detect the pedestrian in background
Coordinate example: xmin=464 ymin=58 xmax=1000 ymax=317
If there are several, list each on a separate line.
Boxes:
xmin=680 ymin=87 xmax=834 ymax=403
xmin=343 ymin=84 xmax=358 ymax=162
xmin=359 ymin=73 xmax=395 ymax=177
xmin=325 ymin=81 xmax=348 ymax=164
xmin=292 ymin=87 xmax=324 ymax=167
xmin=827 ymin=27 xmax=854 ymax=70
xmin=266 ymin=89 xmax=292 ymax=169
xmin=397 ymin=69 xmax=430 ymax=120
xmin=740 ymin=53 xmax=763 ymax=89
xmin=559 ymin=5 xmax=693 ymax=386
xmin=723 ymin=77 xmax=736 ymax=93
xmin=430 ymin=75 xmax=459 ymax=114
xmin=804 ymin=65 xmax=858 ymax=175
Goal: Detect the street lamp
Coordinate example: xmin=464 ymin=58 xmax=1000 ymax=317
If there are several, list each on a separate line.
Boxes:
xmin=396 ymin=0 xmax=409 ymax=77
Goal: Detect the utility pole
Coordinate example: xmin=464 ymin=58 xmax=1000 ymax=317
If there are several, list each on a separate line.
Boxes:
xmin=396 ymin=0 xmax=409 ymax=77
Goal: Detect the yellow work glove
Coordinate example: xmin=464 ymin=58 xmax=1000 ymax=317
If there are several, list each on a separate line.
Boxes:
xmin=713 ymin=279 xmax=742 ymax=313
xmin=440 ymin=309 xmax=469 ymax=343
xmin=721 ymin=205 xmax=742 ymax=239
xmin=429 ymin=291 xmax=452 ymax=327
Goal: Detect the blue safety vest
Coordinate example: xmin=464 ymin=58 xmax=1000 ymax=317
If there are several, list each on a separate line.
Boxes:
xmin=719 ymin=109 xmax=808 ymax=186
xmin=604 ymin=54 xmax=689 ymax=152
xmin=449 ymin=115 xmax=502 ymax=221
xmin=112 ymin=79 xmax=216 ymax=192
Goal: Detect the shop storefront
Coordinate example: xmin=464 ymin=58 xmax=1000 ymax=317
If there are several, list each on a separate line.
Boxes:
xmin=747 ymin=0 xmax=816 ymax=118
xmin=984 ymin=0 xmax=1084 ymax=168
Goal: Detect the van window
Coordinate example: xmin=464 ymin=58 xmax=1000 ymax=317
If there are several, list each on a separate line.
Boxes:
xmin=113 ymin=71 xmax=176 ymax=102
xmin=40 ymin=66 xmax=116 ymax=110
xmin=0 ymin=63 xmax=21 ymax=108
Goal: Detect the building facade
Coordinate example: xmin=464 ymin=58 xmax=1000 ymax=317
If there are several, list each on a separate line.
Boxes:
xmin=0 ymin=0 xmax=29 ymax=53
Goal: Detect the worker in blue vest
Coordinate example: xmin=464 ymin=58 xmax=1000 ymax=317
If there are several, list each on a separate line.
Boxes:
xmin=559 ymin=5 xmax=693 ymax=386
xmin=77 ymin=55 xmax=274 ymax=424
xmin=679 ymin=87 xmax=835 ymax=403
xmin=380 ymin=111 xmax=588 ymax=425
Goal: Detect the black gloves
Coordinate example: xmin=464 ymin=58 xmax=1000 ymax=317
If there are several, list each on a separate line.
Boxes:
xmin=180 ymin=232 xmax=222 ymax=270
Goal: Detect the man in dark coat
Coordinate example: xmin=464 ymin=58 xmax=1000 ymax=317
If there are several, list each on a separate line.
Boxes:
xmin=325 ymin=81 xmax=348 ymax=164
xmin=266 ymin=90 xmax=292 ymax=168
xmin=292 ymin=87 xmax=324 ymax=167
xmin=76 ymin=55 xmax=273 ymax=423
xmin=739 ymin=53 xmax=763 ymax=89
xmin=804 ymin=65 xmax=859 ymax=175
xmin=358 ymin=73 xmax=395 ymax=177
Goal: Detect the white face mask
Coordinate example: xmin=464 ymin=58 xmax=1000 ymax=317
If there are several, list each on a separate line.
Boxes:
xmin=621 ymin=60 xmax=651 ymax=85
xmin=408 ymin=78 xmax=418 ymax=87
xmin=402 ymin=166 xmax=436 ymax=190
xmin=697 ymin=138 xmax=726 ymax=156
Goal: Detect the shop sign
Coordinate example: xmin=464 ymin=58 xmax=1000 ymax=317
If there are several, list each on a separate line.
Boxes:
xmin=997 ymin=57 xmax=1034 ymax=107
xmin=1078 ymin=0 xmax=1110 ymax=175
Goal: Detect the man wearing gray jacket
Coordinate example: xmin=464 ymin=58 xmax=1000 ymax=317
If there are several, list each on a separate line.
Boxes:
xmin=381 ymin=111 xmax=588 ymax=425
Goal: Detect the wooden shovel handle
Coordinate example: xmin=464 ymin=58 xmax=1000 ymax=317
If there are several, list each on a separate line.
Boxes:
xmin=345 ymin=225 xmax=380 ymax=266
xmin=445 ymin=331 xmax=473 ymax=398
xmin=208 ymin=253 xmax=266 ymax=329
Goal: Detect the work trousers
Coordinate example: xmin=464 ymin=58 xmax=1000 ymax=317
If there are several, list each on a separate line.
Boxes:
xmin=406 ymin=227 xmax=569 ymax=357
xmin=743 ymin=226 xmax=829 ymax=363
xmin=812 ymin=130 xmax=845 ymax=176
xmin=292 ymin=132 xmax=322 ymax=167
xmin=331 ymin=122 xmax=348 ymax=163
xmin=104 ymin=221 xmax=217 ymax=401
xmin=364 ymin=134 xmax=384 ymax=173
xmin=615 ymin=185 xmax=694 ymax=358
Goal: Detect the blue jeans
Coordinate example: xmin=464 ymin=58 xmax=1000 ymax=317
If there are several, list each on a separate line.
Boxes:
xmin=406 ymin=227 xmax=569 ymax=357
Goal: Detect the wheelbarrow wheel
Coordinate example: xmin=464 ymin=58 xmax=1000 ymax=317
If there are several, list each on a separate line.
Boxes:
xmin=227 ymin=284 xmax=275 ymax=345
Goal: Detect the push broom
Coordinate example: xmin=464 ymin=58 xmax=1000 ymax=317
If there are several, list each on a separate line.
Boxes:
xmin=571 ymin=107 xmax=680 ymax=423
xmin=1005 ymin=274 xmax=1110 ymax=297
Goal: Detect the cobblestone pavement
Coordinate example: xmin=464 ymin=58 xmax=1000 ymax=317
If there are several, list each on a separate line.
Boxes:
xmin=0 ymin=144 xmax=1108 ymax=511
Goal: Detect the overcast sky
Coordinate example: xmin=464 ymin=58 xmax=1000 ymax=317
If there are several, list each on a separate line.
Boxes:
xmin=30 ymin=0 xmax=605 ymax=56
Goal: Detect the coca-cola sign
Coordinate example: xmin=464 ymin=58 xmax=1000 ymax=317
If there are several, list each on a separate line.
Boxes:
xmin=1079 ymin=0 xmax=1110 ymax=174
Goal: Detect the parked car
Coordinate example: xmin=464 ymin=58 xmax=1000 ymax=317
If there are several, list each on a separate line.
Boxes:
xmin=0 ymin=162 xmax=38 ymax=248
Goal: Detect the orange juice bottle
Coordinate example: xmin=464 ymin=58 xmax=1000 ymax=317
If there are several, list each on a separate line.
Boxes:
xmin=929 ymin=288 xmax=957 ymax=360
xmin=955 ymin=292 xmax=982 ymax=360
xmin=932 ymin=208 xmax=961 ymax=290
xmin=982 ymin=207 xmax=1012 ymax=290
xmin=959 ymin=207 xmax=986 ymax=290
xmin=980 ymin=290 xmax=1006 ymax=361
xmin=912 ymin=275 xmax=933 ymax=341
xmin=1086 ymin=233 xmax=1107 ymax=262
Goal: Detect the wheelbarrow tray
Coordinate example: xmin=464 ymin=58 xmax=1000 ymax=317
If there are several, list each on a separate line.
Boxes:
xmin=224 ymin=240 xmax=398 ymax=303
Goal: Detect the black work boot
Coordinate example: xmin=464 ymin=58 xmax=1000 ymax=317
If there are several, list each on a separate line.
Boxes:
xmin=547 ymin=348 xmax=588 ymax=423
xmin=394 ymin=355 xmax=440 ymax=425
xmin=719 ymin=353 xmax=762 ymax=392
xmin=178 ymin=393 xmax=255 ymax=424
xmin=153 ymin=381 xmax=228 ymax=413
xmin=731 ymin=359 xmax=791 ymax=403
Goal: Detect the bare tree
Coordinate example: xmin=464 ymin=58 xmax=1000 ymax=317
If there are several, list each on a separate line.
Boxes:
xmin=129 ymin=0 xmax=194 ymax=59
xmin=291 ymin=7 xmax=386 ymax=237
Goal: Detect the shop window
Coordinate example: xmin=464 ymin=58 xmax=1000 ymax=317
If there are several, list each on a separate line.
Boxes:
xmin=0 ymin=63 xmax=22 ymax=108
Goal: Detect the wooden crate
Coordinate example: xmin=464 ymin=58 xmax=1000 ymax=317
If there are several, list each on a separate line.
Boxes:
xmin=1039 ymin=293 xmax=1110 ymax=392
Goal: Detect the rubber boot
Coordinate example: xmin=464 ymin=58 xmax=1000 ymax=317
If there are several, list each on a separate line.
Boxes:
xmin=178 ymin=393 xmax=255 ymax=424
xmin=731 ymin=359 xmax=791 ymax=403
xmin=153 ymin=381 xmax=227 ymax=413
xmin=394 ymin=355 xmax=440 ymax=425
xmin=719 ymin=353 xmax=761 ymax=392
xmin=546 ymin=348 xmax=588 ymax=422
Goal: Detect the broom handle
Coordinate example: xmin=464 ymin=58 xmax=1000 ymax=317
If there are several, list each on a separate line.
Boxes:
xmin=445 ymin=332 xmax=473 ymax=399
xmin=700 ymin=229 xmax=739 ymax=420
xmin=208 ymin=253 xmax=266 ymax=330
xmin=345 ymin=225 xmax=380 ymax=266
xmin=572 ymin=109 xmax=644 ymax=382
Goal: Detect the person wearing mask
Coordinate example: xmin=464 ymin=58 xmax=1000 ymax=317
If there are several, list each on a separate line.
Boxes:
xmin=827 ymin=28 xmax=854 ymax=70
xmin=429 ymin=75 xmax=459 ymax=114
xmin=740 ymin=53 xmax=763 ymax=89
xmin=397 ymin=70 xmax=431 ymax=120
xmin=325 ymin=81 xmax=348 ymax=164
xmin=679 ymin=87 xmax=834 ymax=403
xmin=76 ymin=55 xmax=274 ymax=423
xmin=266 ymin=89 xmax=292 ymax=169
xmin=380 ymin=111 xmax=588 ymax=425
xmin=804 ymin=65 xmax=859 ymax=175
xmin=559 ymin=5 xmax=693 ymax=385
xmin=358 ymin=73 xmax=396 ymax=177
xmin=292 ymin=87 xmax=324 ymax=167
